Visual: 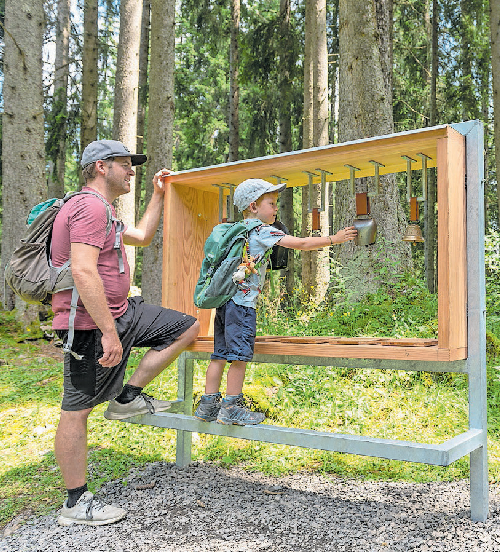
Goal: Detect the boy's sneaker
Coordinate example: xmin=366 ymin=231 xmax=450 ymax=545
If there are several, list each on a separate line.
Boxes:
xmin=104 ymin=393 xmax=171 ymax=420
xmin=194 ymin=393 xmax=222 ymax=422
xmin=216 ymin=393 xmax=265 ymax=426
xmin=57 ymin=491 xmax=126 ymax=526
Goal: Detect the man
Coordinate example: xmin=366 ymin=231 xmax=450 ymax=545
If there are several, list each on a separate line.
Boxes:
xmin=50 ymin=140 xmax=200 ymax=526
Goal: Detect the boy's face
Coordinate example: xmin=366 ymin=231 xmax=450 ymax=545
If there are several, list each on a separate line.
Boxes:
xmin=248 ymin=192 xmax=279 ymax=224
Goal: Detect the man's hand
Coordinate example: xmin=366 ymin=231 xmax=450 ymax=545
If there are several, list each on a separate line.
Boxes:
xmin=123 ymin=168 xmax=170 ymax=247
xmin=152 ymin=168 xmax=170 ymax=194
xmin=99 ymin=330 xmax=123 ymax=367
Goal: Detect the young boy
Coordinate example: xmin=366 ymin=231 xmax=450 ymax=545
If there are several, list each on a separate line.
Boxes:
xmin=194 ymin=178 xmax=357 ymax=426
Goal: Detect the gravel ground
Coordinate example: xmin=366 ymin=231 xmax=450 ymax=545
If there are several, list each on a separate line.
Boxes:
xmin=1 ymin=461 xmax=500 ymax=552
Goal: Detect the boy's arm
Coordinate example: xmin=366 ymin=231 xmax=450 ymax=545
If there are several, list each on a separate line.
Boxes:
xmin=123 ymin=168 xmax=169 ymax=247
xmin=277 ymin=226 xmax=357 ymax=251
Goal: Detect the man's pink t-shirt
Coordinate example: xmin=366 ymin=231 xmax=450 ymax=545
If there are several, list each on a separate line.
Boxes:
xmin=51 ymin=188 xmax=130 ymax=330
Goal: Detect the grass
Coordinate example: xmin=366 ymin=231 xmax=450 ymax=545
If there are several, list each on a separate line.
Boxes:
xmin=2 ymin=276 xmax=500 ymax=527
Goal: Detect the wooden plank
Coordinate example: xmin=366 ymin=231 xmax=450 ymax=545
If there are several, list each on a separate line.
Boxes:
xmin=186 ymin=338 xmax=466 ymax=361
xmin=437 ymin=127 xmax=467 ymax=351
xmin=166 ymin=126 xmax=449 ymax=193
xmin=162 ymin=183 xmax=218 ymax=335
xmin=255 ymin=336 xmax=437 ymax=346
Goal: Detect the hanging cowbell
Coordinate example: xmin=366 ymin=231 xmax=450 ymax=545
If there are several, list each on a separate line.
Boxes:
xmin=402 ymin=197 xmax=424 ymax=245
xmin=402 ymin=223 xmax=424 ymax=244
xmin=353 ymin=192 xmax=377 ymax=246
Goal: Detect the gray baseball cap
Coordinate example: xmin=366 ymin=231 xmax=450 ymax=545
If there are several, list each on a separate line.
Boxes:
xmin=81 ymin=140 xmax=147 ymax=168
xmin=233 ymin=178 xmax=287 ymax=211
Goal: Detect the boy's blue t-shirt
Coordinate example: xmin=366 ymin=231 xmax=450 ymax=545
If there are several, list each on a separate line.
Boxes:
xmin=232 ymin=218 xmax=286 ymax=309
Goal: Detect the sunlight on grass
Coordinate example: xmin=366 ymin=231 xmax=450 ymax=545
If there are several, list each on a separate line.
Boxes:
xmin=1 ymin=285 xmax=499 ymax=526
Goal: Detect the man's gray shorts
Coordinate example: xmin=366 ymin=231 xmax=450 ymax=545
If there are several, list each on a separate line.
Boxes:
xmin=56 ymin=296 xmax=197 ymax=411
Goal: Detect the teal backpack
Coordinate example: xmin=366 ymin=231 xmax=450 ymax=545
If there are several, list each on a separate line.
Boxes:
xmin=194 ymin=220 xmax=263 ymax=309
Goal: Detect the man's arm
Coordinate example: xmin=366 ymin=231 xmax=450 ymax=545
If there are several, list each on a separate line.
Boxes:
xmin=71 ymin=242 xmax=123 ymax=367
xmin=123 ymin=169 xmax=169 ymax=246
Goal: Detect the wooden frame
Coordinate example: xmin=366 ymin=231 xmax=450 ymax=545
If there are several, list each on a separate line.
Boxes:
xmin=162 ymin=124 xmax=467 ymax=361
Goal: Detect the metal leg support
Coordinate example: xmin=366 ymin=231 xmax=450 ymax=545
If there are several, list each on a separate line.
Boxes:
xmin=175 ymin=352 xmax=194 ymax=467
xmin=470 ymin=445 xmax=489 ymax=522
xmin=461 ymin=119 xmax=489 ymax=521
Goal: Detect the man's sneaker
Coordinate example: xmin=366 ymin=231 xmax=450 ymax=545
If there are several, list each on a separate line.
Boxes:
xmin=57 ymin=491 xmax=126 ymax=526
xmin=104 ymin=392 xmax=171 ymax=420
xmin=216 ymin=393 xmax=265 ymax=426
xmin=194 ymin=393 xmax=222 ymax=421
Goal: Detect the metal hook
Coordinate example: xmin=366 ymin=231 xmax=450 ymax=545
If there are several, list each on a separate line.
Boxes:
xmin=303 ymin=171 xmax=319 ymax=212
xmin=368 ymin=160 xmax=385 ymax=197
xmin=315 ymin=169 xmax=332 ymax=212
xmin=401 ymin=156 xmax=417 ymax=202
xmin=270 ymin=175 xmax=288 ymax=187
xmin=416 ymin=153 xmax=431 ymax=203
xmin=344 ymin=165 xmax=360 ymax=196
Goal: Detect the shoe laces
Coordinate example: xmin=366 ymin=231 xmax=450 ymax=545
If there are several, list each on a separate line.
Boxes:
xmin=140 ymin=393 xmax=155 ymax=414
xmin=224 ymin=394 xmax=247 ymax=409
xmin=82 ymin=495 xmax=105 ymax=520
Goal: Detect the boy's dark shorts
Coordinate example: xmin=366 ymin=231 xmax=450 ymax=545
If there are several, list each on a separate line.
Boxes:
xmin=56 ymin=296 xmax=197 ymax=411
xmin=211 ymin=299 xmax=256 ymax=362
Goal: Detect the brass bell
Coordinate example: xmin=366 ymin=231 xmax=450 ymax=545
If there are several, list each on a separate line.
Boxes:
xmin=402 ymin=224 xmax=424 ymax=245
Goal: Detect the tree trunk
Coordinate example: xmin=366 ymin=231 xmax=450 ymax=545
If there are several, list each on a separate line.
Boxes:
xmin=278 ymin=0 xmax=295 ymax=300
xmin=490 ymin=0 xmax=500 ymax=227
xmin=135 ymin=0 xmax=151 ymax=223
xmin=48 ymin=0 xmax=70 ymax=199
xmin=81 ymin=0 xmax=98 ymax=161
xmin=1 ymin=0 xmax=46 ymax=320
xmin=228 ymin=0 xmax=240 ymax=162
xmin=336 ymin=0 xmax=411 ymax=299
xmin=141 ymin=0 xmax=175 ymax=305
xmin=113 ymin=0 xmax=142 ymax=284
xmin=301 ymin=0 xmax=314 ymax=297
xmin=301 ymin=0 xmax=329 ymax=304
xmin=425 ymin=0 xmax=439 ymax=293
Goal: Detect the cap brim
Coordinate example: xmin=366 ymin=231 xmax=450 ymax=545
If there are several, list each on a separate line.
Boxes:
xmin=131 ymin=154 xmax=147 ymax=166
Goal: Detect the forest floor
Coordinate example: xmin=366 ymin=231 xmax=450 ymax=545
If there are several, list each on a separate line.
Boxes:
xmin=2 ymin=462 xmax=500 ymax=551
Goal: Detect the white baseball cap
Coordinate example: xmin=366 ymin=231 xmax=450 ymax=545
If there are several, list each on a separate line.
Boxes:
xmin=233 ymin=178 xmax=286 ymax=211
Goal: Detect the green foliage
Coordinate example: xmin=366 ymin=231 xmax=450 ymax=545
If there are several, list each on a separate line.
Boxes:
xmin=257 ymin=271 xmax=438 ymax=340
xmin=485 ymin=231 xmax=500 ymax=335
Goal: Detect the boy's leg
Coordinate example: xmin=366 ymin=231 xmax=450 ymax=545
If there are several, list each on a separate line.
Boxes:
xmin=205 ymin=358 xmax=227 ymax=393
xmin=226 ymin=360 xmax=247 ymax=395
xmin=194 ymin=359 xmax=226 ymax=421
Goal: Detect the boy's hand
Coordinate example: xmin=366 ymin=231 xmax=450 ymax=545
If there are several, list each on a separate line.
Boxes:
xmin=334 ymin=226 xmax=357 ymax=243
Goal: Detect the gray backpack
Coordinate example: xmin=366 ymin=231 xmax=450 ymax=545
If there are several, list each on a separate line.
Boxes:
xmin=4 ymin=190 xmax=124 ymax=358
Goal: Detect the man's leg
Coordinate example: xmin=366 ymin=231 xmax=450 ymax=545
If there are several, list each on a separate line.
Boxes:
xmin=127 ymin=320 xmax=200 ymax=388
xmin=104 ymin=320 xmax=200 ymax=420
xmin=55 ymin=408 xmax=92 ymax=490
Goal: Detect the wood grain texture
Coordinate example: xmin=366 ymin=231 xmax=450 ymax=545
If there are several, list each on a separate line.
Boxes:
xmin=187 ymin=337 xmax=466 ymax=361
xmin=164 ymin=126 xmax=448 ymax=192
xmin=162 ymin=183 xmax=219 ymax=335
xmin=437 ymin=127 xmax=467 ymax=351
xmin=162 ymin=124 xmax=468 ymax=360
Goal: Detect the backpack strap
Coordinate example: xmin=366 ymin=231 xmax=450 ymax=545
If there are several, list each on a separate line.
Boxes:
xmin=63 ymin=286 xmax=83 ymax=360
xmin=112 ymin=218 xmax=126 ymax=274
xmin=59 ymin=190 xmax=124 ymax=360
